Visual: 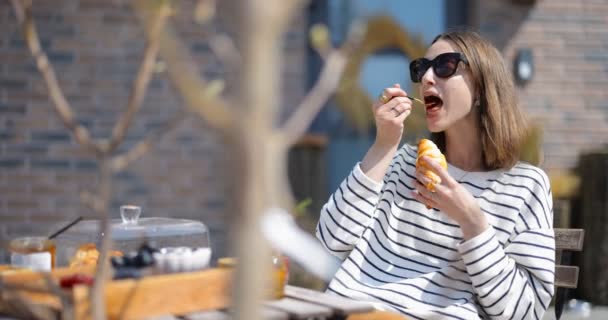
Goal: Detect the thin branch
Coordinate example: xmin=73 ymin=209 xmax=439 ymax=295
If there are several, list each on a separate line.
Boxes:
xmin=209 ymin=34 xmax=241 ymax=70
xmin=281 ymin=51 xmax=347 ymax=145
xmin=40 ymin=272 xmax=74 ymax=320
xmin=133 ymin=0 xmax=233 ymax=131
xmin=109 ymin=113 xmax=186 ymax=172
xmin=106 ymin=5 xmax=169 ymax=153
xmin=1 ymin=274 xmax=70 ymax=319
xmin=41 ymin=273 xmax=70 ymax=302
xmin=91 ymin=159 xmax=112 ymax=320
xmin=193 ymin=1 xmax=241 ymax=73
xmin=281 ymin=24 xmax=365 ymax=146
xmin=10 ymin=0 xmax=103 ymax=156
xmin=1 ymin=292 xmax=57 ymax=320
xmin=309 ymin=24 xmax=332 ymax=59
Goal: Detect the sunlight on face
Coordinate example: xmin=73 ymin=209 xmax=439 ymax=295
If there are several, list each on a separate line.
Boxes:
xmin=419 ymin=39 xmax=477 ymax=134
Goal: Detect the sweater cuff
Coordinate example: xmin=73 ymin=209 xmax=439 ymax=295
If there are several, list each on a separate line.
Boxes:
xmin=457 ymin=226 xmax=509 ymax=286
xmin=353 ymin=162 xmax=384 ymax=194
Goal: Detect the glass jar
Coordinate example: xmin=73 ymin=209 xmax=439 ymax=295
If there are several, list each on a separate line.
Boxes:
xmin=271 ymin=254 xmax=289 ymax=299
xmin=9 ymin=236 xmax=56 ymax=271
xmin=218 ymin=253 xmax=289 ymax=300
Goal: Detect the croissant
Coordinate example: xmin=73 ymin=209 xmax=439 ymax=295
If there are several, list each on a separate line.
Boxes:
xmin=416 ymin=139 xmax=447 ymax=193
xmin=69 ymin=243 xmax=123 ymax=268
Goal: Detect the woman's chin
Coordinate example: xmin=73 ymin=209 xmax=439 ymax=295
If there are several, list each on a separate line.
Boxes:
xmin=426 ymin=120 xmax=444 ymax=133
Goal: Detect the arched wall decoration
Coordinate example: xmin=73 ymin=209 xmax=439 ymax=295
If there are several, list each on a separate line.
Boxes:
xmin=335 ymin=16 xmax=428 ymax=134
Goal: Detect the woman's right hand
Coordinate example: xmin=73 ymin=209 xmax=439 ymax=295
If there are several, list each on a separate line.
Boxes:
xmin=360 ymin=84 xmax=412 ymax=183
xmin=372 ymin=84 xmax=412 ymax=149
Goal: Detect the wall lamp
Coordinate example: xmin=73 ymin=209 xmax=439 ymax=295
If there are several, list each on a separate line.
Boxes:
xmin=514 ymin=48 xmax=534 ymax=86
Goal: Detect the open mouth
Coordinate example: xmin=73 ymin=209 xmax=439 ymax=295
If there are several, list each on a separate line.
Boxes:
xmin=424 ymin=95 xmax=443 ymax=113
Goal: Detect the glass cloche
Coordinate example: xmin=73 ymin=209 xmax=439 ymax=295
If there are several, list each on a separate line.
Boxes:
xmin=54 ymin=205 xmax=211 ymax=267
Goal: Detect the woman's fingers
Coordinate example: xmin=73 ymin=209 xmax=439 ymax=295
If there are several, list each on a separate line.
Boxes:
xmin=375 ymin=86 xmax=408 ymax=107
xmin=413 ymin=180 xmax=438 ymax=208
xmin=391 ymin=100 xmax=411 ymax=113
xmin=414 ymin=169 xmax=450 ymax=207
xmin=378 ymin=97 xmax=412 ymax=117
xmin=382 ymin=86 xmax=407 ymax=101
xmin=415 ymin=170 xmax=432 ymax=187
xmin=420 ymin=156 xmax=454 ymax=186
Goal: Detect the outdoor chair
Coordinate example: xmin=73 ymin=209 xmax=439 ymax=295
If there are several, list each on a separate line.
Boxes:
xmin=553 ymin=228 xmax=585 ymax=320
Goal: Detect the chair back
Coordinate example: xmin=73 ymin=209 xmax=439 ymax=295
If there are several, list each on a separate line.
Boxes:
xmin=554 ymin=228 xmax=585 ymax=320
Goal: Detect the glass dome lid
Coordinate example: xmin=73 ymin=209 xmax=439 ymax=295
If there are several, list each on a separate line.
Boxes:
xmin=58 ymin=205 xmax=209 ymax=241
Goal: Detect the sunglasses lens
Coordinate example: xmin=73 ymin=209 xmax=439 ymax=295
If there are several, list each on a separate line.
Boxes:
xmin=409 ymin=53 xmax=465 ymax=83
xmin=435 ymin=54 xmax=459 ymax=78
xmin=409 ymin=59 xmax=428 ymax=83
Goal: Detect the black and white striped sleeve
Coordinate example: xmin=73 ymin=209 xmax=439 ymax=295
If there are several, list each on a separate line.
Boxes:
xmin=457 ymin=171 xmax=554 ymax=319
xmin=315 ymin=163 xmax=383 ymax=260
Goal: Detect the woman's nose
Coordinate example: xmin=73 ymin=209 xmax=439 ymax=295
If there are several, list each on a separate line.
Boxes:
xmin=421 ymin=67 xmax=436 ymax=86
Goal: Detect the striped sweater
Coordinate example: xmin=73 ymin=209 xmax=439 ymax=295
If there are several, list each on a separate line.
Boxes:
xmin=316 ymin=143 xmax=554 ymax=320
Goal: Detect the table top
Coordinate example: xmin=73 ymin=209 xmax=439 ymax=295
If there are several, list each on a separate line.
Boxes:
xmin=0 ymin=285 xmax=375 ymax=320
xmin=146 ymin=285 xmax=375 ymax=320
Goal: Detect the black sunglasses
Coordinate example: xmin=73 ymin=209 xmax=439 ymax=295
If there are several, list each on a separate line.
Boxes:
xmin=409 ymin=52 xmax=468 ymax=83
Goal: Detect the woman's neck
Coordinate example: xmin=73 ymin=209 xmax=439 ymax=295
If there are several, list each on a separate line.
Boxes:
xmin=445 ymin=124 xmax=484 ymax=172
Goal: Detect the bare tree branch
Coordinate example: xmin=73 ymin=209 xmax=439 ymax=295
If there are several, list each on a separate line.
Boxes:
xmin=309 ymin=23 xmax=332 ymax=59
xmin=10 ymin=0 xmax=103 ymax=156
xmin=2 ymin=225 xmax=85 ymax=320
xmin=209 ymin=34 xmax=241 ymax=70
xmin=40 ymin=273 xmax=70 ymax=304
xmin=280 ymin=51 xmax=347 ymax=145
xmin=40 ymin=272 xmax=75 ymax=320
xmin=193 ymin=1 xmax=241 ymax=74
xmin=109 ymin=113 xmax=186 ymax=172
xmin=14 ymin=292 xmax=57 ymax=320
xmin=1 ymin=291 xmax=57 ymax=320
xmin=10 ymin=1 xmax=191 ymax=319
xmin=106 ymin=5 xmax=170 ymax=153
xmin=91 ymin=159 xmax=112 ymax=320
xmin=281 ymin=25 xmax=365 ymax=146
xmin=133 ymin=0 xmax=233 ymax=131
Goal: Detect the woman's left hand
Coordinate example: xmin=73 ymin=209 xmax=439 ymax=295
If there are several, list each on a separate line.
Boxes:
xmin=412 ymin=156 xmax=489 ymax=240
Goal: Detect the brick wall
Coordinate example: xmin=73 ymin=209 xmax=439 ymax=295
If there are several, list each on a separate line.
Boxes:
xmin=0 ymin=0 xmax=307 ymax=261
xmin=4 ymin=0 xmax=605 ymax=264
xmin=475 ymin=0 xmax=608 ymax=170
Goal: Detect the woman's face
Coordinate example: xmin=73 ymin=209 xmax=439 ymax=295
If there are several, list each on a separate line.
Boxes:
xmin=418 ymin=39 xmax=477 ymax=133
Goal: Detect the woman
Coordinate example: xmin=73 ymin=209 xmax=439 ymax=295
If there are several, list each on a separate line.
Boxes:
xmin=316 ymin=30 xmax=554 ymax=319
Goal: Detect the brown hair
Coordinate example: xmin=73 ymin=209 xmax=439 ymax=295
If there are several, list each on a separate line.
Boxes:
xmin=430 ymin=30 xmax=528 ymax=170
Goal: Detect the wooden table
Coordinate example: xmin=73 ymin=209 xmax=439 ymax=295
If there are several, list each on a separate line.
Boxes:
xmin=0 ymin=285 xmax=375 ymax=320
xmin=0 ymin=266 xmax=379 ymax=320
xmin=146 ymin=285 xmax=375 ymax=320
